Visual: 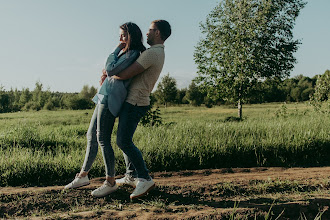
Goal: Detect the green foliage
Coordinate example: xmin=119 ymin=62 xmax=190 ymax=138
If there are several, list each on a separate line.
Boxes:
xmin=140 ymin=106 xmax=162 ymax=127
xmin=309 ymin=70 xmax=330 ymax=113
xmin=19 ymin=88 xmax=32 ymax=107
xmin=175 ymin=88 xmax=189 ymax=104
xmin=0 ymin=86 xmax=10 ymax=113
xmin=194 ymin=0 xmax=306 ymax=117
xmin=185 ymin=81 xmax=204 ymax=106
xmin=140 ymin=95 xmax=163 ymax=127
xmin=311 ymin=70 xmax=329 ymax=103
xmin=274 ymin=103 xmax=288 ymax=118
xmin=79 ymin=85 xmax=97 ymax=100
xmin=154 ymin=73 xmax=178 ymax=107
xmin=284 ymin=75 xmax=316 ymax=102
xmin=44 ymin=97 xmax=61 ymax=110
xmin=63 ymin=95 xmax=91 ymax=110
xmin=0 ymin=72 xmax=326 ymax=113
xmin=0 ymin=82 xmax=96 ymax=112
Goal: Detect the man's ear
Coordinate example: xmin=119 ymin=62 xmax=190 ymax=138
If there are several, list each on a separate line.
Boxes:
xmin=155 ymin=30 xmax=161 ymax=38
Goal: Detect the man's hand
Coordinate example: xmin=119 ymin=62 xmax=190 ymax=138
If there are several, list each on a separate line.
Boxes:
xmin=114 ymin=62 xmax=145 ymax=80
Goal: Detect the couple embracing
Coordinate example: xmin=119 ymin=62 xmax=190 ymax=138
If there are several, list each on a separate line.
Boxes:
xmin=64 ymin=20 xmax=171 ymax=200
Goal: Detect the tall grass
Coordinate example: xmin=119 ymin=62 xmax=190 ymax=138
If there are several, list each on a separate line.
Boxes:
xmin=0 ymin=103 xmax=329 ymax=186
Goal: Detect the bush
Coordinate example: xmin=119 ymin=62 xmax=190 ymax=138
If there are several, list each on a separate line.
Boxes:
xmin=23 ymin=101 xmax=41 ymax=111
xmin=64 ymin=95 xmax=92 ymax=110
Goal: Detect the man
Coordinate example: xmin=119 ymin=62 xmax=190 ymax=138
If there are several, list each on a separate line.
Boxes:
xmin=101 ymin=20 xmax=171 ymax=199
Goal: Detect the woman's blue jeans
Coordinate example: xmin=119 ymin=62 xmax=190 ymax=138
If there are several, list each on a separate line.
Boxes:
xmin=117 ymin=102 xmax=151 ymax=180
xmin=82 ymin=104 xmax=116 ymax=177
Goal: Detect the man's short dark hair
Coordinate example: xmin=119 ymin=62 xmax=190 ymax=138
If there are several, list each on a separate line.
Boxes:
xmin=152 ymin=20 xmax=171 ymax=41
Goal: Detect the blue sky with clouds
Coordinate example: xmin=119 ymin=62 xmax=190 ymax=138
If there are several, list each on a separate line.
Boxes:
xmin=0 ymin=0 xmax=329 ymax=92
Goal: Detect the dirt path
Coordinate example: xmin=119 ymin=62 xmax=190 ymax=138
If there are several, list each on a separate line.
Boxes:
xmin=1 ymin=167 xmax=329 ymax=219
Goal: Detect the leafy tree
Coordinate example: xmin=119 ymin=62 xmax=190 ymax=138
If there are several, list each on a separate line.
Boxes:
xmin=311 ymin=70 xmax=330 ymax=102
xmin=258 ymin=77 xmax=286 ymax=103
xmin=194 ymin=0 xmax=306 ymax=119
xmin=19 ymin=88 xmax=32 ymax=107
xmin=44 ymin=96 xmax=61 ymax=110
xmin=154 ymin=73 xmax=178 ymax=107
xmin=283 ymin=75 xmax=315 ymax=102
xmin=0 ymin=86 xmax=10 ymax=113
xmin=80 ymin=85 xmax=97 ymax=100
xmin=185 ymin=81 xmax=204 ymax=106
xmin=64 ymin=94 xmax=91 ymax=110
xmin=175 ymin=88 xmax=188 ymax=104
xmin=32 ymin=81 xmax=43 ymax=107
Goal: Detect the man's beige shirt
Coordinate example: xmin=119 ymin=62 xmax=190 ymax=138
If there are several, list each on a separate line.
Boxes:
xmin=126 ymin=44 xmax=165 ymax=106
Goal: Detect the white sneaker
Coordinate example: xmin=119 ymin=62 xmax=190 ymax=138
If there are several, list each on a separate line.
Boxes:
xmin=91 ymin=180 xmax=118 ymax=198
xmin=116 ymin=175 xmax=138 ymax=188
xmin=64 ymin=174 xmax=90 ymax=189
xmin=130 ymin=178 xmax=155 ymax=199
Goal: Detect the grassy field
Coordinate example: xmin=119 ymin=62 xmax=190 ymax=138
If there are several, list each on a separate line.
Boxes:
xmin=0 ymin=102 xmax=329 ymax=187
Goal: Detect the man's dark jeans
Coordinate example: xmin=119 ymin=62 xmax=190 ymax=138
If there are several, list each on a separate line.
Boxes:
xmin=117 ymin=102 xmax=150 ymax=180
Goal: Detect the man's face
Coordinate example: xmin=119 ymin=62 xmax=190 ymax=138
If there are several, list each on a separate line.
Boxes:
xmin=146 ymin=23 xmax=158 ymax=45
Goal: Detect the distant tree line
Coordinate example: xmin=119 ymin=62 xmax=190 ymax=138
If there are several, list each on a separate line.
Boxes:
xmin=152 ymin=70 xmax=329 ymax=108
xmin=0 ymin=82 xmax=97 ymax=113
xmin=0 ymin=70 xmax=328 ymax=113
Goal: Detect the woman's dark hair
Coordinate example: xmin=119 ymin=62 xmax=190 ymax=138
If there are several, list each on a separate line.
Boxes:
xmin=152 ymin=20 xmax=171 ymax=41
xmin=120 ymin=22 xmax=146 ymax=53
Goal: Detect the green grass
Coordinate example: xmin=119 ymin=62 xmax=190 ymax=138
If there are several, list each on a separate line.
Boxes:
xmin=0 ymin=102 xmax=329 ymax=186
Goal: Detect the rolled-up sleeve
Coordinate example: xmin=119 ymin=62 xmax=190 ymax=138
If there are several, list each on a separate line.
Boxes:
xmin=136 ymin=49 xmax=156 ymax=70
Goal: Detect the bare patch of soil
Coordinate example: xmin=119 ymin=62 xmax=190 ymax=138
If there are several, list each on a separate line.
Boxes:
xmin=1 ymin=167 xmax=329 ymax=219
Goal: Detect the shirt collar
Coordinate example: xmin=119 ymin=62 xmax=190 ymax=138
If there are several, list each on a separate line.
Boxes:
xmin=150 ymin=44 xmax=164 ymax=49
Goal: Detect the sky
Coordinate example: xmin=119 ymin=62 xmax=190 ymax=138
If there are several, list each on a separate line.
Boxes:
xmin=0 ymin=0 xmax=329 ymax=93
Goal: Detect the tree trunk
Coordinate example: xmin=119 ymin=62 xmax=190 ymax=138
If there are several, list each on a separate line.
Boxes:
xmin=238 ymin=99 xmax=242 ymax=119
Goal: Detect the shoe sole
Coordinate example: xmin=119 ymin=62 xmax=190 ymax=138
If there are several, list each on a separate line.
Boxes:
xmin=91 ymin=188 xmax=118 ymax=198
xmin=130 ymin=183 xmax=155 ymax=199
xmin=117 ymin=183 xmax=136 ymax=188
xmin=65 ymin=182 xmax=90 ymax=190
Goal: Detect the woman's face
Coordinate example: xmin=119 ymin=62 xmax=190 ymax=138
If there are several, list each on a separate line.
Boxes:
xmin=119 ymin=29 xmax=128 ymax=43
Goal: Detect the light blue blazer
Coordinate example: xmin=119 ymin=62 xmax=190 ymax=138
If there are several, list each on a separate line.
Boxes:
xmin=92 ymin=47 xmax=140 ymax=117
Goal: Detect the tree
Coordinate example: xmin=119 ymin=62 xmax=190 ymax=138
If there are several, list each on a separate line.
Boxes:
xmin=80 ymin=85 xmax=97 ymax=100
xmin=176 ymin=88 xmax=188 ymax=104
xmin=194 ymin=0 xmax=306 ymax=119
xmin=77 ymin=85 xmax=97 ymax=109
xmin=154 ymin=73 xmax=178 ymax=107
xmin=259 ymin=77 xmax=286 ymax=103
xmin=19 ymin=88 xmax=32 ymax=107
xmin=64 ymin=94 xmax=91 ymax=110
xmin=282 ymin=75 xmax=315 ymax=102
xmin=185 ymin=81 xmax=204 ymax=106
xmin=311 ymin=70 xmax=330 ymax=102
xmin=0 ymin=86 xmax=10 ymax=113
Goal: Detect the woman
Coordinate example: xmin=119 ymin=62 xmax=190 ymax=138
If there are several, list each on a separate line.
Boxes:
xmin=64 ymin=22 xmax=146 ymax=198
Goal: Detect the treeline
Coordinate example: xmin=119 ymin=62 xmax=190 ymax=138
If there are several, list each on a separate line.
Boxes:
xmin=153 ymin=70 xmax=329 ymax=107
xmin=0 ymin=70 xmax=329 ymax=113
xmin=0 ymin=82 xmax=97 ymax=113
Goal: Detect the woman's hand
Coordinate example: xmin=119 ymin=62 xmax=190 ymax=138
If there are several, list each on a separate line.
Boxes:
xmin=102 ymin=68 xmax=107 ymax=76
xmin=118 ymin=42 xmax=126 ymax=50
xmin=99 ymin=75 xmax=107 ymax=85
xmin=99 ymin=69 xmax=107 ymax=85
